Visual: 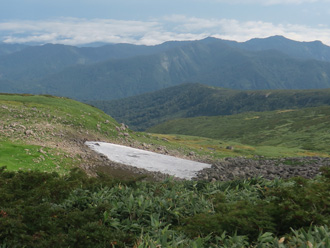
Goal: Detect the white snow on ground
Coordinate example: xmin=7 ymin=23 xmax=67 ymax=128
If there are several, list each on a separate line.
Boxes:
xmin=85 ymin=141 xmax=212 ymax=179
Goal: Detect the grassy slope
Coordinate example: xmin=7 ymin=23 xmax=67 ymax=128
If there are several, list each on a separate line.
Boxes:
xmin=0 ymin=94 xmax=123 ymax=173
xmin=2 ymin=93 xmax=329 ymax=177
xmin=150 ymin=134 xmax=319 ymax=158
xmin=1 ymin=93 xmax=254 ymax=174
xmin=148 ymin=106 xmax=330 ymax=156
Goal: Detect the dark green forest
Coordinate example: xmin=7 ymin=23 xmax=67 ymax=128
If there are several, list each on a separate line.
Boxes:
xmin=90 ymin=83 xmax=330 ymax=131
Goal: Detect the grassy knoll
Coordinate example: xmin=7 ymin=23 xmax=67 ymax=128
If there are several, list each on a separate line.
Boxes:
xmin=0 ymin=93 xmax=124 ymax=173
xmin=148 ymin=106 xmax=330 ymax=156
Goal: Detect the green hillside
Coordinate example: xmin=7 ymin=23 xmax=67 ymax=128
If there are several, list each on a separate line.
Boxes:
xmin=0 ymin=93 xmax=127 ymax=174
xmin=3 ymin=92 xmax=326 ymax=175
xmin=148 ymin=105 xmax=330 ymax=154
xmin=0 ymin=93 xmax=252 ymax=174
xmin=90 ymin=83 xmax=330 ymax=131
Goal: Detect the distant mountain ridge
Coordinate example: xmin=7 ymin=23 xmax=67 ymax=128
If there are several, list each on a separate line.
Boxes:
xmin=0 ymin=42 xmax=187 ymax=83
xmin=1 ymin=36 xmax=330 ymax=100
xmin=228 ymin=36 xmax=330 ymax=62
xmin=89 ymin=83 xmax=330 ymax=131
xmin=0 ymin=43 xmax=28 ymax=57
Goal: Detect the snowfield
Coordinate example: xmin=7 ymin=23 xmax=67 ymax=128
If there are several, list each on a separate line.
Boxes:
xmin=85 ymin=141 xmax=212 ymax=179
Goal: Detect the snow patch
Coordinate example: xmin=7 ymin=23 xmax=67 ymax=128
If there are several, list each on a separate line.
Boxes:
xmin=85 ymin=141 xmax=211 ymax=179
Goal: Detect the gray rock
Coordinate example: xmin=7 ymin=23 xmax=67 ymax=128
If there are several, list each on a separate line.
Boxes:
xmin=193 ymin=156 xmax=330 ymax=182
xmin=25 ymin=130 xmax=34 ymax=136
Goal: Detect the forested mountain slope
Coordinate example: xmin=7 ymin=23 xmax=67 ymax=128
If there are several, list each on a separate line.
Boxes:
xmin=90 ymin=83 xmax=330 ymax=130
xmin=1 ymin=36 xmax=330 ymax=100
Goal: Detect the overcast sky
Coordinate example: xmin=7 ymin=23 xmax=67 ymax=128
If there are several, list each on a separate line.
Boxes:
xmin=0 ymin=0 xmax=330 ymax=46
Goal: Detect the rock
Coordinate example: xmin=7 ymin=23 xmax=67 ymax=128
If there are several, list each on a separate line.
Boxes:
xmin=39 ymin=148 xmax=47 ymax=154
xmin=193 ymin=156 xmax=330 ymax=182
xmin=25 ymin=130 xmax=34 ymax=136
xmin=120 ymin=123 xmax=128 ymax=131
xmin=226 ymin=146 xmax=234 ymax=150
xmin=19 ymin=125 xmax=26 ymax=130
xmin=189 ymin=151 xmax=196 ymax=156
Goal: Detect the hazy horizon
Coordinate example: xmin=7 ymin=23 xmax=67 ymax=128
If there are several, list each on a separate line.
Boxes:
xmin=1 ymin=0 xmax=330 ymax=46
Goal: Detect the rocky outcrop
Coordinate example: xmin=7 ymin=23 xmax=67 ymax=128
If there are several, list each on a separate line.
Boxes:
xmin=193 ymin=156 xmax=330 ymax=181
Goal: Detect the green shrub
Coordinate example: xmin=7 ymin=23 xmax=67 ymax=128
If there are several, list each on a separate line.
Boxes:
xmin=1 ymin=166 xmax=329 ymax=247
xmin=183 ymin=200 xmax=276 ymax=240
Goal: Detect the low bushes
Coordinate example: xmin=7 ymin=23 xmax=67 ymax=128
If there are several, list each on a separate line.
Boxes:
xmin=0 ymin=166 xmax=329 ymax=247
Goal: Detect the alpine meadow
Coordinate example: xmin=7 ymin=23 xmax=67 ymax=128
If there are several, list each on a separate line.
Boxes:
xmin=1 ymin=34 xmax=330 ymax=247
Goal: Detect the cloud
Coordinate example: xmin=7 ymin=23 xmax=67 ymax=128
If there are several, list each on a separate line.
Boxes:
xmin=0 ymin=17 xmax=330 ymax=46
xmin=0 ymin=18 xmax=210 ymax=46
xmin=0 ymin=18 xmax=162 ymax=45
xmin=161 ymin=15 xmax=330 ymax=45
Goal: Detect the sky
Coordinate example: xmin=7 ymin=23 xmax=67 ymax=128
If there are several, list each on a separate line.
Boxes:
xmin=0 ymin=0 xmax=330 ymax=46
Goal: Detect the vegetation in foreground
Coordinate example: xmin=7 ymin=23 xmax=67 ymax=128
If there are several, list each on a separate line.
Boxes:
xmin=0 ymin=166 xmax=329 ymax=247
